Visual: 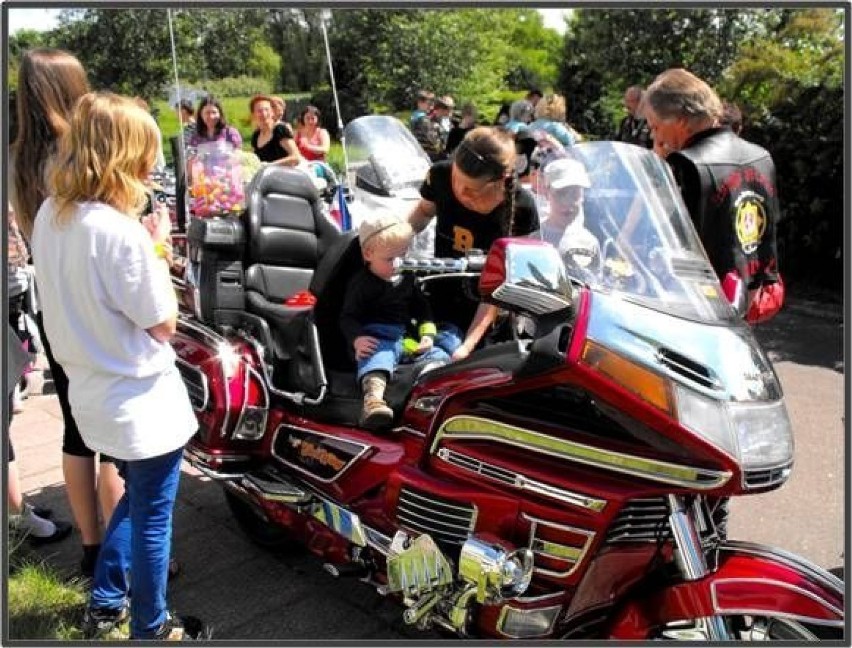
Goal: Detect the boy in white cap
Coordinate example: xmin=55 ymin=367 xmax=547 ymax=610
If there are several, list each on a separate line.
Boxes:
xmin=539 ymin=157 xmax=601 ymax=275
xmin=340 ymin=212 xmax=458 ymax=429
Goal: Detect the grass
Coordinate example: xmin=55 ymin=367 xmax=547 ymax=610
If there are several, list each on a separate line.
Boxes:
xmin=7 ymin=534 xmax=89 ymax=640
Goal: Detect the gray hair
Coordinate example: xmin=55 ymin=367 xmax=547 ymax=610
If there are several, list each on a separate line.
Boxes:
xmin=643 ymin=68 xmax=722 ymax=125
xmin=509 ymin=99 xmax=534 ymax=123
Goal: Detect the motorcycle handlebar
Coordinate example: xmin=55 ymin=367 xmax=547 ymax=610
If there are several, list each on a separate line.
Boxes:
xmin=394 ymin=251 xmax=487 ymax=275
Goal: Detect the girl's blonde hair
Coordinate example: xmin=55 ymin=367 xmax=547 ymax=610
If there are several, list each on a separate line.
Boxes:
xmin=534 ymin=94 xmax=567 ymax=122
xmin=48 ymin=92 xmax=160 ymax=225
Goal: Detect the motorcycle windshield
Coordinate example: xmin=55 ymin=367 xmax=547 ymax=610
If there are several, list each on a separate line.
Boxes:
xmin=533 ymin=141 xmax=738 ymax=324
xmin=343 ymin=116 xmax=432 ymax=198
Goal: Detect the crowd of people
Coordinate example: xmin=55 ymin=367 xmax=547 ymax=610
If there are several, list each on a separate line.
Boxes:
xmin=6 ymin=45 xmax=783 ymax=641
xmin=176 ymin=93 xmax=330 ymax=167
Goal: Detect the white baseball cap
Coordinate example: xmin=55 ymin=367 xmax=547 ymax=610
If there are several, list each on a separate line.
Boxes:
xmin=544 ymin=158 xmax=591 ymax=190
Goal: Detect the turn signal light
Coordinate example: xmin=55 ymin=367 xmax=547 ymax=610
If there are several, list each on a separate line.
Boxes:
xmin=581 ymin=340 xmax=674 ymax=416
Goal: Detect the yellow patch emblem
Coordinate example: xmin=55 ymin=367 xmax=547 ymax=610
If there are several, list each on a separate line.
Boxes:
xmin=734 ymin=191 xmax=767 ymax=254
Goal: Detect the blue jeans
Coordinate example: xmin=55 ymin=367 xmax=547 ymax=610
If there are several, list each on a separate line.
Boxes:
xmin=89 ymin=448 xmax=183 ymax=639
xmin=356 ymin=323 xmax=462 ymax=381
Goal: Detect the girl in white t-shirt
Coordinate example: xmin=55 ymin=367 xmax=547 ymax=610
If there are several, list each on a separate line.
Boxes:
xmin=32 ymin=92 xmax=202 ymax=640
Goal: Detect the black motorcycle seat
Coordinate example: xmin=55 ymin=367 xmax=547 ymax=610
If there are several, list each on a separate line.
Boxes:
xmin=297 ymin=358 xmax=445 ymax=428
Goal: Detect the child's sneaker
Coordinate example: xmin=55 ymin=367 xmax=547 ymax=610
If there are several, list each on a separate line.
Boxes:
xmin=361 ymin=396 xmax=394 ymax=430
xmin=153 ymin=612 xmax=209 ymax=640
xmin=82 ymin=604 xmax=129 ymax=639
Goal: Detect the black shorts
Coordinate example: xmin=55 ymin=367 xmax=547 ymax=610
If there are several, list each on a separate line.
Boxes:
xmin=35 ymin=313 xmax=116 ymax=464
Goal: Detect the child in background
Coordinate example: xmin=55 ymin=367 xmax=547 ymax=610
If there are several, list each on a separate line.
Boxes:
xmin=341 ymin=213 xmax=458 ymax=429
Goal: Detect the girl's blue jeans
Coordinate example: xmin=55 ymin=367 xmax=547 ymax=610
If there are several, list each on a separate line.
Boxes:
xmin=88 ymin=447 xmax=183 ymax=639
xmin=356 ymin=323 xmax=462 ymax=380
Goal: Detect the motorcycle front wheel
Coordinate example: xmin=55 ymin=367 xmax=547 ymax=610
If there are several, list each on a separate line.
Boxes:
xmin=656 ymin=615 xmax=843 ymax=641
xmin=223 ymin=487 xmax=294 ymax=551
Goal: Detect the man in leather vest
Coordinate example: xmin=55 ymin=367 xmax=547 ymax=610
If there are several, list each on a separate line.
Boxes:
xmin=643 ymin=68 xmax=783 ymax=322
xmin=615 ymin=86 xmax=653 ymax=148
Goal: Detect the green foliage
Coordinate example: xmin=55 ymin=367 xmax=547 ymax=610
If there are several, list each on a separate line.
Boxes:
xmin=559 ymin=8 xmax=769 ymax=136
xmin=8 ymin=540 xmax=87 ymax=640
xmin=268 ymin=8 xmax=329 ymax=92
xmin=719 ymin=9 xmax=844 ymax=289
xmin=502 ymin=9 xmax=562 ymax=90
xmin=201 ymin=76 xmax=273 ymax=99
xmin=326 ymin=8 xmax=560 ymax=117
xmin=246 ymin=42 xmax=282 ymax=87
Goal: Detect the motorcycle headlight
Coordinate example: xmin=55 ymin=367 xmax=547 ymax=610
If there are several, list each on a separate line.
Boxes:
xmin=675 ymin=384 xmax=794 ymax=471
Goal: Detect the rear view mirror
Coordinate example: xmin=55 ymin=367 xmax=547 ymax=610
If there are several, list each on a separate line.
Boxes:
xmin=479 ymin=238 xmax=573 ymax=316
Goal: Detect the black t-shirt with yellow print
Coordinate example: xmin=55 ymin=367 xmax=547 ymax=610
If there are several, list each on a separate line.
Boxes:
xmin=419 ymin=160 xmax=539 ymax=258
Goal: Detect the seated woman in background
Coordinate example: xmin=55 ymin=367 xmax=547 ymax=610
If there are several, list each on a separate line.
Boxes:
xmin=294 ymin=105 xmax=330 ymax=162
xmin=250 ymin=94 xmax=301 ymax=166
xmin=188 ymin=96 xmax=242 ymax=149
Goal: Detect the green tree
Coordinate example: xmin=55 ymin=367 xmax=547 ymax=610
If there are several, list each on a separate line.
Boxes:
xmin=559 ymin=8 xmax=771 ymax=135
xmin=502 ymin=9 xmax=562 ymax=91
xmin=246 ymin=41 xmax=282 ymax=87
xmin=267 ymin=8 xmax=329 ymax=92
xmin=7 ymin=29 xmax=48 ymax=88
xmin=719 ymin=9 xmax=844 ymax=288
xmin=51 ymin=8 xmax=195 ymax=102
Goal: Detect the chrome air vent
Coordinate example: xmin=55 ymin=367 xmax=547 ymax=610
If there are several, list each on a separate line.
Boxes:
xmin=176 ymin=358 xmax=209 ymax=411
xmin=670 ymin=257 xmax=717 ymax=283
xmin=437 ymin=448 xmax=519 ymax=487
xmin=436 ymin=448 xmax=607 ymax=512
xmin=605 ymin=497 xmax=670 ymax=543
xmin=743 ymin=463 xmax=792 ymax=489
xmin=657 ymin=348 xmax=720 ymax=391
xmin=524 ymin=514 xmax=595 ymax=578
xmin=396 ymin=487 xmax=476 ymax=547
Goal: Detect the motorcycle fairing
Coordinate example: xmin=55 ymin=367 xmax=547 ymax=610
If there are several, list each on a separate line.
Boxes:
xmin=585 ymin=290 xmax=783 ymax=403
xmin=606 ymin=541 xmax=844 ymax=638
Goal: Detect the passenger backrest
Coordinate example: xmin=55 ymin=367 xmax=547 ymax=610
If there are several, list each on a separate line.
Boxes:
xmin=244 ymin=165 xmax=340 ymax=306
xmin=310 ymin=231 xmax=363 ymax=372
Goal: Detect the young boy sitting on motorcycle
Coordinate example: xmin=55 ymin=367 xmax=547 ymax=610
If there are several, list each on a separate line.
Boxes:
xmin=341 ymin=212 xmax=460 ymax=430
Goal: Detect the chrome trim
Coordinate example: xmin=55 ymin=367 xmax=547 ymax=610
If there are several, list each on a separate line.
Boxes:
xmin=175 ymin=357 xmax=210 ymax=412
xmin=182 ymin=448 xmax=249 ymax=480
xmin=178 ymin=314 xmax=229 ymax=345
xmin=183 ymin=445 xmax=251 ymax=465
xmin=310 ymin=499 xmax=368 ymax=546
xmin=719 ymin=541 xmax=845 ymax=596
xmin=363 ymin=525 xmax=393 ymax=555
xmin=386 ymin=534 xmax=454 ymax=598
xmin=394 ymin=425 xmax=426 ymax=438
xmin=433 ymin=415 xmax=732 ymax=490
xmin=397 ymin=488 xmax=478 ymax=545
xmin=496 ymin=604 xmax=562 ymax=639
xmin=668 ymin=495 xmax=732 ymax=639
xmin=522 ymin=514 xmax=595 ymax=578
xmin=231 ymin=364 xmax=270 ymax=441
xmin=413 ymin=395 xmax=443 ymax=414
xmin=605 ymin=497 xmax=670 ymax=543
xmin=667 ymin=494 xmax=708 ymax=581
xmin=710 ymin=578 xmax=844 ymax=621
xmin=514 ymin=591 xmax=566 ymax=604
xmin=270 ymin=424 xmax=371 ymax=484
xmin=436 ymin=448 xmax=607 ymax=512
xmin=742 ymin=462 xmax=792 ymax=489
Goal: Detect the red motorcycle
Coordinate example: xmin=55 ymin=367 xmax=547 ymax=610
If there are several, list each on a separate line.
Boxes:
xmin=170 ymin=140 xmax=843 ymax=640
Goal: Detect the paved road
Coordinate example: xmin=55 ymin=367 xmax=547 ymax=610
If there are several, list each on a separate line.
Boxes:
xmin=10 ymin=300 xmax=845 ymax=639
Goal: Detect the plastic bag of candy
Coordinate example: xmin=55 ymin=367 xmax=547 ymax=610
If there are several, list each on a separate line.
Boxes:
xmin=188 ymin=140 xmax=246 ymax=218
